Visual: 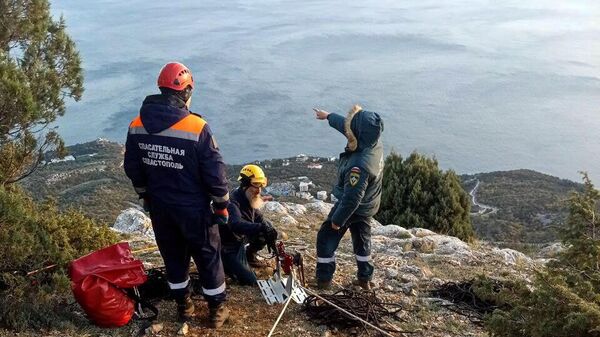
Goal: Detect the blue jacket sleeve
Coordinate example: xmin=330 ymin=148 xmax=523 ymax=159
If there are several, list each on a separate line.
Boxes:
xmin=327 ymin=113 xmax=346 ymax=136
xmin=331 ymin=166 xmax=369 ymax=226
xmin=123 ymin=131 xmax=147 ymax=196
xmin=254 ymin=209 xmax=265 ymax=224
xmin=196 ymin=124 xmax=230 ymax=209
xmin=227 ymin=201 xmax=263 ymax=236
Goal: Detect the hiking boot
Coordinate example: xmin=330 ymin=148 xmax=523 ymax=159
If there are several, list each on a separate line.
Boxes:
xmin=208 ymin=303 xmax=230 ymax=329
xmin=176 ymin=297 xmax=195 ymax=322
xmin=246 ymin=250 xmax=269 ymax=268
xmin=352 ymin=279 xmax=376 ymax=290
xmin=316 ymin=279 xmax=332 ymax=290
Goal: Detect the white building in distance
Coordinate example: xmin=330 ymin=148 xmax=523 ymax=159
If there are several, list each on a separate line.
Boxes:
xmin=299 ymin=182 xmax=310 ymax=192
xmin=49 ymin=155 xmax=76 ymax=164
xmin=316 ymin=191 xmax=327 ymax=200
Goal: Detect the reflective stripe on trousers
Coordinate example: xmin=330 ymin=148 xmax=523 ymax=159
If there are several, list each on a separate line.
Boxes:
xmin=202 ymin=282 xmax=226 ymax=296
xmin=317 ymin=256 xmax=336 ymax=264
xmin=168 ymin=278 xmax=190 ymax=290
xmin=355 ymin=254 xmax=371 ymax=262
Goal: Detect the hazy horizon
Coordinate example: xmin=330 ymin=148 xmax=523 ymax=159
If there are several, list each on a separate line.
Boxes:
xmin=51 ymin=0 xmax=600 ymax=182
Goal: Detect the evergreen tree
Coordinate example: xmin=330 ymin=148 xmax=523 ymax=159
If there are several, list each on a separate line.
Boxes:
xmin=376 ymin=152 xmax=474 ymax=242
xmin=484 ymin=173 xmax=600 ymax=337
xmin=558 ymin=173 xmax=600 ymax=273
xmin=0 ymin=0 xmax=83 ymax=185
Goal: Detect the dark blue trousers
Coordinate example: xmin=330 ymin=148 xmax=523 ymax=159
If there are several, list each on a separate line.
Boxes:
xmin=221 ymin=245 xmax=257 ymax=286
xmin=150 ymin=200 xmax=226 ymax=307
xmin=315 ymin=218 xmax=374 ymax=282
xmin=221 ymin=234 xmax=266 ymax=286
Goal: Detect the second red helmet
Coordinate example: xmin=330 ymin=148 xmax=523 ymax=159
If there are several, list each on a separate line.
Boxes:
xmin=157 ymin=62 xmax=194 ymax=91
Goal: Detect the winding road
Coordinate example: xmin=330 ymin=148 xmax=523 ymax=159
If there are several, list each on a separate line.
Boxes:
xmin=469 ymin=180 xmax=499 ymax=215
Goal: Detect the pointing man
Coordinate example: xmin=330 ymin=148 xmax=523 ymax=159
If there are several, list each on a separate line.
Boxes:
xmin=313 ymin=105 xmax=384 ymax=290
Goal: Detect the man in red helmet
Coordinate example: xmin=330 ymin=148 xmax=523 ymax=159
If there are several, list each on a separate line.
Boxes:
xmin=124 ymin=62 xmax=230 ymax=328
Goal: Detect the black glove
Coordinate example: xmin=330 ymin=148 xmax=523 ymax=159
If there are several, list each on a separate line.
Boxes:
xmin=261 ymin=221 xmax=278 ymax=254
xmin=138 ymin=193 xmax=150 ymax=212
xmin=142 ymin=198 xmax=150 ymax=212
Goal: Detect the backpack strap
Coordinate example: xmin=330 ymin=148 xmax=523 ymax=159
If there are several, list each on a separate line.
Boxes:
xmin=127 ymin=286 xmax=159 ymax=322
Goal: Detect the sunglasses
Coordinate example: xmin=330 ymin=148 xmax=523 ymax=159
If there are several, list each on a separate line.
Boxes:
xmin=251 ymin=181 xmax=267 ymax=188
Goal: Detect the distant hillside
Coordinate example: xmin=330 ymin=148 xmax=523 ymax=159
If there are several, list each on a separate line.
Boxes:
xmin=21 ymin=140 xmax=582 ymax=248
xmin=21 ymin=139 xmax=135 ymax=224
xmin=22 ymin=140 xmax=339 ymax=224
xmin=462 ymin=170 xmax=582 ymax=246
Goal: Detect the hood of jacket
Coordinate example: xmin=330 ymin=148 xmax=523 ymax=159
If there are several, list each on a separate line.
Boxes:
xmin=139 ymin=94 xmax=190 ymax=134
xmin=344 ymin=105 xmax=384 ymax=152
xmin=324 ymin=105 xmax=384 ymax=177
xmin=232 ymin=186 xmax=251 ymax=210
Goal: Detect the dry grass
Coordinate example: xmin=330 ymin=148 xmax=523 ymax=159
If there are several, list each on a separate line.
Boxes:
xmin=1 ymin=212 xmax=536 ymax=337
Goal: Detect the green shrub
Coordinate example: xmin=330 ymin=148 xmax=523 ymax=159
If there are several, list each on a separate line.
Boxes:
xmin=485 ymin=270 xmax=600 ymax=337
xmin=0 ymin=0 xmax=83 ymax=185
xmin=484 ymin=173 xmax=600 ymax=337
xmin=0 ymin=186 xmax=118 ymax=330
xmin=376 ymin=152 xmax=474 ymax=242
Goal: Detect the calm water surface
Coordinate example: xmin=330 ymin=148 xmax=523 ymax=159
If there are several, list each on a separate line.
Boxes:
xmin=51 ymin=0 xmax=600 ymax=181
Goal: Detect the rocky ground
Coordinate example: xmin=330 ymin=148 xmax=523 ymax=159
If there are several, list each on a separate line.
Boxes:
xmin=2 ymin=199 xmax=559 ymax=337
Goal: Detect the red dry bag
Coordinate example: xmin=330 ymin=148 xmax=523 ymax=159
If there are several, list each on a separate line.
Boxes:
xmin=69 ymin=242 xmax=147 ymax=327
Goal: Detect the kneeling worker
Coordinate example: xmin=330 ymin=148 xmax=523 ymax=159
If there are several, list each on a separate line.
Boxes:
xmin=219 ymin=165 xmax=279 ymax=285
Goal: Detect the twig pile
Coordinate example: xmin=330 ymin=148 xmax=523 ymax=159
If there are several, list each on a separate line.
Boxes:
xmin=302 ymin=289 xmax=404 ymax=335
xmin=429 ymin=279 xmax=500 ymax=324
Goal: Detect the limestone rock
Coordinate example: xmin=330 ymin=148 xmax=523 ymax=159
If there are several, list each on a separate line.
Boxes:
xmin=280 ymin=215 xmax=299 ymax=226
xmin=385 ymin=268 xmax=399 ymax=279
xmin=493 ymin=248 xmax=533 ymax=265
xmin=400 ymin=282 xmax=417 ymax=296
xmin=410 ymin=228 xmax=436 ymax=237
xmin=112 ymin=208 xmax=154 ymax=238
xmin=429 ymin=278 xmax=445 ymax=287
xmin=400 ymin=273 xmax=419 ymax=284
xmin=283 ymin=202 xmax=307 ymax=216
xmin=305 ymin=200 xmax=333 ymax=216
xmin=371 ymin=236 xmax=412 ymax=255
xmin=538 ymin=242 xmax=564 ymax=258
xmin=427 ymin=235 xmax=473 ymax=258
xmin=264 ymin=201 xmax=288 ymax=214
xmin=399 ymin=265 xmax=424 ymax=277
xmin=411 ymin=237 xmax=436 ymax=253
xmin=372 ymin=225 xmax=413 ymax=239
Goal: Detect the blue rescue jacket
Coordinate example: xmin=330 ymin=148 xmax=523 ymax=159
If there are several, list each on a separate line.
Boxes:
xmin=327 ymin=109 xmax=384 ymax=226
xmin=124 ymin=94 xmax=229 ymax=210
xmin=219 ymin=187 xmax=264 ymax=250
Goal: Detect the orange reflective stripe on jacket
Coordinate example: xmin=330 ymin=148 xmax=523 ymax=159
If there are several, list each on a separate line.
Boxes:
xmin=129 ymin=116 xmax=143 ymax=128
xmin=170 ymin=114 xmax=206 ymax=134
xmin=128 ymin=114 xmax=206 ymax=141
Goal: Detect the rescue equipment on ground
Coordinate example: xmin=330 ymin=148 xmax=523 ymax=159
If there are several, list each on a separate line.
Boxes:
xmin=69 ymin=242 xmax=157 ymax=327
xmin=257 ymin=241 xmax=307 ymax=305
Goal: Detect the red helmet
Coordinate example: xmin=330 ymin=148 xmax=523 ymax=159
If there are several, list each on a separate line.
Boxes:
xmin=157 ymin=62 xmax=194 ymax=91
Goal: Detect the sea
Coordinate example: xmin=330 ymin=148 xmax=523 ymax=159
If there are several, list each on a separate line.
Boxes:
xmin=51 ymin=0 xmax=600 ymax=182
